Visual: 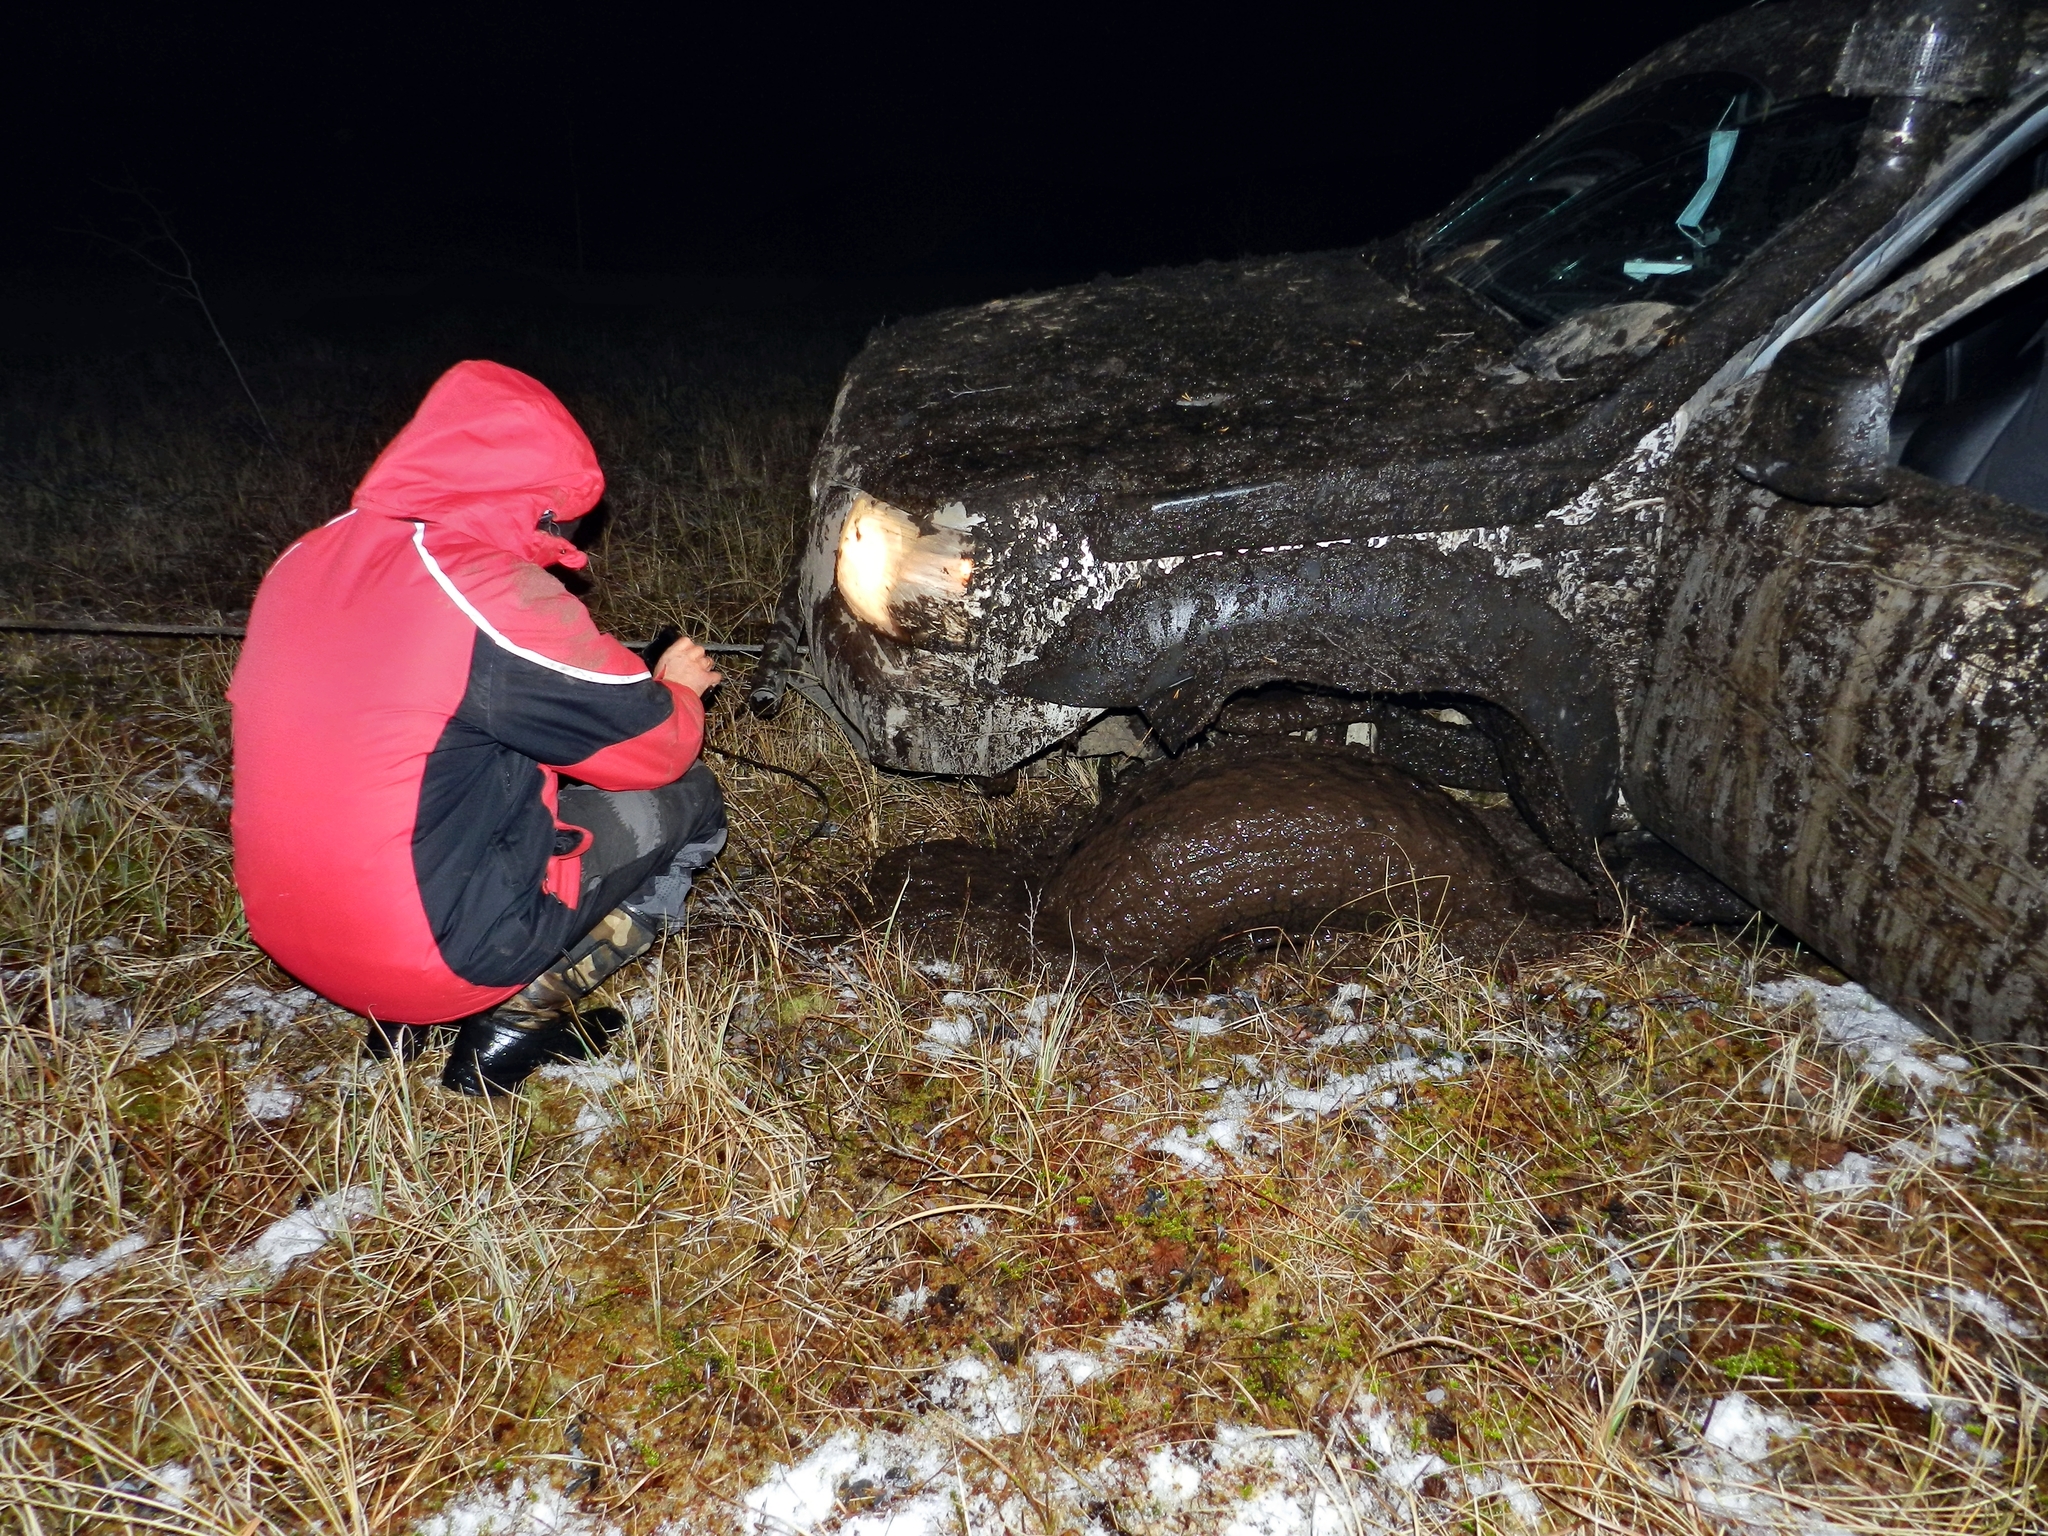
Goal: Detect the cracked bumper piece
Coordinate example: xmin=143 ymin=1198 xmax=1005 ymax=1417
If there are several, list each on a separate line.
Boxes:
xmin=808 ymin=594 xmax=1091 ymax=776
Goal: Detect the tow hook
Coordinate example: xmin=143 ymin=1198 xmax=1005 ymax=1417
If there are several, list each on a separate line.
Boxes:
xmin=748 ymin=575 xmax=805 ymax=717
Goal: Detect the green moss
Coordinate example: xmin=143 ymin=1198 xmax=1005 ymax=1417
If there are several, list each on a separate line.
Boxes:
xmin=1717 ymin=1345 xmax=1800 ymax=1381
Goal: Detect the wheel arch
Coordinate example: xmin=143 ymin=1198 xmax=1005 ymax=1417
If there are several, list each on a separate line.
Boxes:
xmin=1004 ymin=543 xmax=1621 ymax=870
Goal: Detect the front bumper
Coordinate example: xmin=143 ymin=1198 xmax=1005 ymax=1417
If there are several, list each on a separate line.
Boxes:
xmin=801 ymin=591 xmax=1092 ymax=776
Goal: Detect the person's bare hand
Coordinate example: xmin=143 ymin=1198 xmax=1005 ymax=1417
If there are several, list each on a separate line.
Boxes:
xmin=654 ymin=635 xmax=722 ymax=696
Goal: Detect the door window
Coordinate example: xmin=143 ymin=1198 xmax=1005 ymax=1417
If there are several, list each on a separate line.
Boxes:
xmin=1891 ymin=266 xmax=2048 ymax=513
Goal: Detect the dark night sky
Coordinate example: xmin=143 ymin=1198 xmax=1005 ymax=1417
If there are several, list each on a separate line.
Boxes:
xmin=10 ymin=2 xmax=1750 ymax=290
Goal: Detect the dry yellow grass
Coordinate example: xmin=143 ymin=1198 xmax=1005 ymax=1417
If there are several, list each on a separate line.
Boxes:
xmin=2 ymin=319 xmax=2046 ymax=1534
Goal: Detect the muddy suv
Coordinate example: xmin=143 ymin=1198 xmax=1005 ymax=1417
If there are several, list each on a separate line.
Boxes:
xmin=756 ymin=0 xmax=2048 ymax=1041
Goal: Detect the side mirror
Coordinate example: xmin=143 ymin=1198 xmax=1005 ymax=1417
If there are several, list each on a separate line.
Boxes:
xmin=1736 ymin=328 xmax=1894 ymax=506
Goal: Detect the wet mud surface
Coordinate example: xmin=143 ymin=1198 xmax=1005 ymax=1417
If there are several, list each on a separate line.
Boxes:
xmin=854 ymin=740 xmax=1614 ymax=976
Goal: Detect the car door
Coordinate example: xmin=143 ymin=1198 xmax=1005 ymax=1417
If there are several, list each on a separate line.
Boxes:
xmin=1628 ymin=186 xmax=2048 ymax=1043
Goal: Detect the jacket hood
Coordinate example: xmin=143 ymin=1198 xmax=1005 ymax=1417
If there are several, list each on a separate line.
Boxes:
xmin=352 ymin=360 xmax=604 ymax=569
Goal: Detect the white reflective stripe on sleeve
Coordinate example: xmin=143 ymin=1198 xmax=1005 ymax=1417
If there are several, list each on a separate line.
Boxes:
xmin=412 ymin=521 xmax=652 ymax=686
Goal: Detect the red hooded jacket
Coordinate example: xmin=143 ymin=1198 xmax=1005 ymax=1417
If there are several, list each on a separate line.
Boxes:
xmin=229 ymin=361 xmax=704 ymax=1024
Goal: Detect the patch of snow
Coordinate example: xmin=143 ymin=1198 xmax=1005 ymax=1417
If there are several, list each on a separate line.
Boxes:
xmin=201 ymin=983 xmax=317 ymax=1033
xmin=50 ymin=990 xmax=131 ymax=1029
xmin=742 ymin=1429 xmax=864 ymax=1534
xmin=1802 ymin=1151 xmax=1886 ymax=1196
xmin=0 ymin=1234 xmax=51 ymax=1278
xmin=1021 ymin=991 xmax=1068 ymax=1026
xmin=1851 ymin=1320 xmax=1936 ymax=1411
xmin=53 ymin=1232 xmax=149 ymax=1287
xmin=1030 ymin=1348 xmax=1108 ymax=1391
xmin=1091 ymin=1267 xmax=1120 ymax=1293
xmin=1935 ymin=1285 xmax=2037 ymax=1339
xmin=1752 ymin=978 xmax=1963 ymax=1094
xmin=1679 ymin=1393 xmax=1808 ymax=1525
xmin=1345 ymin=1399 xmax=1451 ymax=1493
xmin=133 ymin=981 xmax=318 ymax=1060
xmin=1106 ymin=1304 xmax=1184 ymax=1356
xmin=1170 ymin=1013 xmax=1230 ymax=1037
xmin=1330 ymin=982 xmax=1374 ymax=1015
xmin=1702 ymin=1392 xmax=1799 ymax=1464
xmin=915 ymin=959 xmax=963 ymax=984
xmin=242 ymin=1082 xmax=300 ymax=1122
xmin=1309 ymin=1022 xmax=1377 ymax=1049
xmin=534 ymin=1059 xmax=638 ymax=1092
xmin=416 ymin=1477 xmax=622 ymax=1536
xmin=572 ymin=1103 xmax=620 ymax=1148
xmin=886 ymin=1286 xmax=931 ymax=1322
xmin=838 ymin=1492 xmax=954 ymax=1536
xmin=1146 ymin=1444 xmax=1203 ymax=1506
xmin=923 ymin=1353 xmax=1025 ymax=1436
xmin=43 ymin=1232 xmax=152 ymax=1321
xmin=919 ymin=1015 xmax=976 ymax=1059
xmin=1996 ymin=1137 xmax=2043 ymax=1170
xmin=738 ymin=1428 xmax=953 ymax=1536
xmin=149 ymin=1463 xmax=194 ymax=1507
xmin=1273 ymin=1054 xmax=1466 ymax=1119
xmin=1002 ymin=1026 xmax=1047 ymax=1063
xmin=733 ymin=1383 xmax=1542 ymax=1536
xmin=95 ymin=1463 xmax=197 ymax=1517
xmin=1887 ymin=1120 xmax=1980 ymax=1169
xmin=201 ymin=1187 xmax=374 ymax=1297
xmin=1149 ymin=1126 xmax=1225 ymax=1175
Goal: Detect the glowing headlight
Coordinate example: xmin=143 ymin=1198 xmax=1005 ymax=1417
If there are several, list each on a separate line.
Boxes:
xmin=834 ymin=492 xmax=974 ymax=644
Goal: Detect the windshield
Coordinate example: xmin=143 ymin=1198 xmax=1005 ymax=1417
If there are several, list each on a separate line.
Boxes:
xmin=1419 ymin=72 xmax=1869 ymax=327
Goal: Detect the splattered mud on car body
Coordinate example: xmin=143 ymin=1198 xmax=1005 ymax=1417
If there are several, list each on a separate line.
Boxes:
xmin=793 ymin=0 xmax=1915 ymax=776
xmin=777 ymin=0 xmax=2048 ymax=1037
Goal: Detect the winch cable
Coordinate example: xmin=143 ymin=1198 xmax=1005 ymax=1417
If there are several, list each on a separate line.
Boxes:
xmin=0 ymin=617 xmax=772 ymax=653
xmin=632 ymin=622 xmax=834 ymax=867
xmin=2 ymin=618 xmax=836 ymax=864
xmin=699 ymin=745 xmax=836 ymax=867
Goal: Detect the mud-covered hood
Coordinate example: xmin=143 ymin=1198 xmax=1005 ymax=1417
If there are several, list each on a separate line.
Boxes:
xmin=822 ymin=247 xmax=1682 ymax=560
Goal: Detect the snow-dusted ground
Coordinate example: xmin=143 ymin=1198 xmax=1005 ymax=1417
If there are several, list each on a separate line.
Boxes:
xmin=1749 ymin=977 xmax=1970 ymax=1095
xmin=418 ymin=1322 xmax=1545 ymax=1536
xmin=195 ymin=1185 xmax=377 ymax=1300
xmin=718 ymin=1364 xmax=1543 ymax=1536
xmin=12 ymin=943 xmax=2032 ymax=1536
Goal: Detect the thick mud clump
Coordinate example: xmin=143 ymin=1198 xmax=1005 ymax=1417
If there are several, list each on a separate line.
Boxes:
xmin=1044 ymin=742 xmax=1566 ymax=965
xmin=855 ymin=741 xmax=1595 ymax=972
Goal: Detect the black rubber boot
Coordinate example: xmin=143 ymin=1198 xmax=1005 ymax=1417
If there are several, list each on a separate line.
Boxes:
xmin=439 ymin=905 xmax=657 ymax=1097
xmin=364 ymin=1018 xmax=434 ymax=1063
xmin=441 ymin=1006 xmax=623 ymax=1097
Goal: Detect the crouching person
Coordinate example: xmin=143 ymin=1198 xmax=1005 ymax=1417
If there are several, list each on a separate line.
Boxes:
xmin=228 ymin=360 xmax=726 ymax=1095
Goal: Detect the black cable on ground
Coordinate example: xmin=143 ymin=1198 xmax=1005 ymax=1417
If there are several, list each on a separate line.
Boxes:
xmin=0 ymin=617 xmax=773 ymax=655
xmin=2 ymin=614 xmax=832 ymax=862
xmin=701 ymin=745 xmax=835 ymax=866
xmin=0 ymin=619 xmax=250 ymax=638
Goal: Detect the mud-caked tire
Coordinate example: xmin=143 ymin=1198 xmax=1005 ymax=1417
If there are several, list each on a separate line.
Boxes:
xmin=1040 ymin=741 xmax=1533 ymax=966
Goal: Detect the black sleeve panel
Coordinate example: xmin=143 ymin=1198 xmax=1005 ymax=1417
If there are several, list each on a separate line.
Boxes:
xmin=461 ymin=631 xmax=676 ymax=768
xmin=412 ymin=711 xmax=579 ymax=987
xmin=413 ymin=635 xmax=690 ymax=989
